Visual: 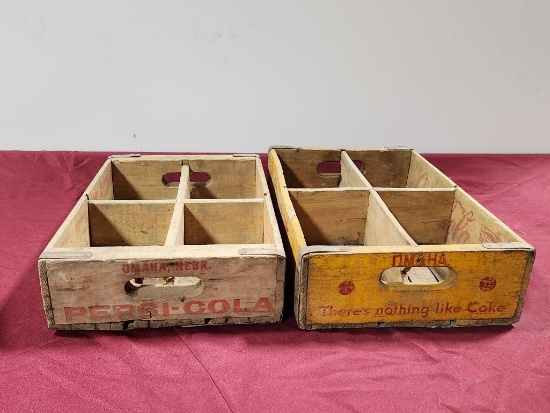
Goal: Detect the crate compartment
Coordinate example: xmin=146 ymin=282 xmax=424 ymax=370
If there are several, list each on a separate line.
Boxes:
xmin=289 ymin=189 xmax=369 ymax=245
xmin=186 ymin=158 xmax=261 ymax=199
xmin=378 ymin=188 xmax=521 ymax=245
xmin=274 ymin=147 xmax=454 ymax=189
xmin=183 ymin=200 xmax=265 ymax=245
xmin=89 ymin=201 xmax=174 ymax=246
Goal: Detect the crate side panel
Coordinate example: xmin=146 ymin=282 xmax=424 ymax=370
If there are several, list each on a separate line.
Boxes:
xmin=86 ymin=160 xmax=114 ymax=200
xmin=303 ymin=250 xmax=530 ymax=327
xmin=50 ymin=197 xmax=90 ymax=249
xmin=46 ymin=255 xmax=280 ymax=326
xmin=446 ymin=188 xmax=523 ymax=244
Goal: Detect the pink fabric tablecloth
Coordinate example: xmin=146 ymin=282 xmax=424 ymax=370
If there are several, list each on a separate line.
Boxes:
xmin=0 ymin=151 xmax=548 ymax=412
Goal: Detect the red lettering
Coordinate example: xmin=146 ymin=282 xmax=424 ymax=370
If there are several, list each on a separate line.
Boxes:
xmin=162 ymin=302 xmax=170 ymax=316
xmin=233 ymin=299 xmax=249 ymax=312
xmin=252 ymin=298 xmax=274 ymax=312
xmin=392 ymin=255 xmax=402 ymax=266
xmin=185 ymin=262 xmax=191 ymax=270
xmin=138 ymin=303 xmax=158 ymax=318
xmin=184 ymin=301 xmax=206 ymax=314
xmin=193 ymin=262 xmax=199 ymax=270
xmin=131 ymin=263 xmax=141 ymax=273
xmin=122 ymin=264 xmax=130 ymax=273
xmin=65 ymin=307 xmax=86 ymax=322
xmin=208 ymin=300 xmax=230 ymax=313
xmin=150 ymin=263 xmax=157 ymax=272
xmin=175 ymin=261 xmax=183 ymax=271
xmin=90 ymin=305 xmax=110 ymax=321
xmin=159 ymin=263 xmax=166 ymax=272
xmin=438 ymin=253 xmax=447 ymax=266
xmin=113 ymin=304 xmax=135 ymax=319
xmin=142 ymin=263 xmax=149 ymax=272
xmin=201 ymin=261 xmax=208 ymax=270
xmin=403 ymin=255 xmax=415 ymax=266
xmin=427 ymin=253 xmax=437 ymax=266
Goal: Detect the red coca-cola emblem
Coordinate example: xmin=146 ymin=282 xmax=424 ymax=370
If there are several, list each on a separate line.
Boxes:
xmin=479 ymin=277 xmax=497 ymax=291
xmin=338 ymin=281 xmax=355 ymax=295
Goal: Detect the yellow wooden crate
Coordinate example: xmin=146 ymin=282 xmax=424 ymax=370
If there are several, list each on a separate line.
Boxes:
xmin=39 ymin=154 xmax=285 ymax=330
xmin=268 ymin=147 xmax=534 ymax=329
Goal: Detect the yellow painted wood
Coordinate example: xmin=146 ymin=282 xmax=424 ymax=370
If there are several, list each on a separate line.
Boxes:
xmin=304 ymin=248 xmax=532 ymax=326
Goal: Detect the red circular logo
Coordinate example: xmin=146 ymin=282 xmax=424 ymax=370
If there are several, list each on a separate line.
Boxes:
xmin=479 ymin=277 xmax=497 ymax=291
xmin=338 ymin=281 xmax=355 ymax=295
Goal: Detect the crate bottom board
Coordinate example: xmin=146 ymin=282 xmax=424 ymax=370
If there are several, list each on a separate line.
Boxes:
xmin=52 ymin=315 xmax=283 ymax=331
xmin=303 ymin=317 xmax=517 ymax=330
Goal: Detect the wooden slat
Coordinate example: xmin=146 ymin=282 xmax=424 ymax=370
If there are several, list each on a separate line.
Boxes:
xmin=176 ymin=165 xmax=191 ymax=201
xmin=86 ymin=159 xmax=114 ymax=200
xmin=89 ymin=201 xmax=174 ymax=246
xmin=339 ymin=151 xmax=372 ymax=188
xmin=289 ymin=189 xmax=369 ymax=245
xmin=254 ymin=157 xmax=268 ymax=198
xmin=268 ymin=149 xmax=307 ymax=270
xmin=164 ymin=165 xmax=190 ymax=246
xmin=376 ymin=188 xmax=455 ymax=245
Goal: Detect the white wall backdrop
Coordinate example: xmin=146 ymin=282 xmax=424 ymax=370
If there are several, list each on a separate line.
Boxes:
xmin=0 ymin=0 xmax=549 ymax=153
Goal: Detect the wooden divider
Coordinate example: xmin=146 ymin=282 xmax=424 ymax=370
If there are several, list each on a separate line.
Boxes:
xmin=164 ymin=165 xmax=190 ymax=246
xmin=339 ymin=151 xmax=372 ymax=188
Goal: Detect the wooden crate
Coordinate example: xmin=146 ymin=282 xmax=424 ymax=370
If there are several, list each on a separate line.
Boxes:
xmin=39 ymin=154 xmax=285 ymax=330
xmin=268 ymin=147 xmax=535 ymax=329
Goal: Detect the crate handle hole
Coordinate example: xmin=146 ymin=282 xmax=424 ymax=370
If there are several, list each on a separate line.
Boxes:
xmin=162 ymin=172 xmax=181 ymax=187
xmin=317 ymin=160 xmax=363 ymax=176
xmin=190 ymin=171 xmax=212 ymax=186
xmin=380 ymin=266 xmax=456 ymax=288
xmin=125 ymin=276 xmax=204 ymax=298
